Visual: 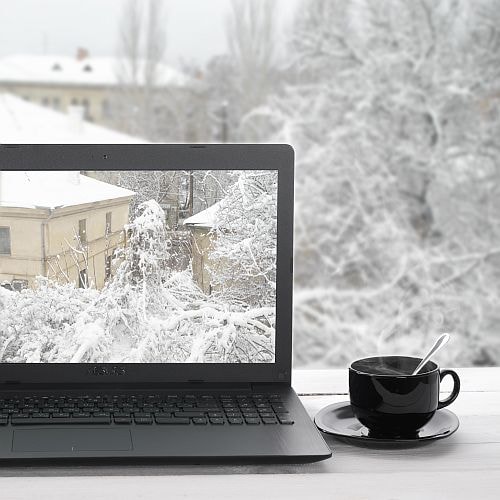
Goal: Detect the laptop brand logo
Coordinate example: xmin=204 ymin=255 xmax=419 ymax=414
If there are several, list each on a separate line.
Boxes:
xmin=87 ymin=366 xmax=126 ymax=376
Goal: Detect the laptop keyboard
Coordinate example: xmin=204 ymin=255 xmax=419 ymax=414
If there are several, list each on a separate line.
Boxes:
xmin=0 ymin=393 xmax=294 ymax=426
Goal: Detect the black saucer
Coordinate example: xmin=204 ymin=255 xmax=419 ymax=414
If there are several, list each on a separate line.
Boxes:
xmin=314 ymin=401 xmax=459 ymax=446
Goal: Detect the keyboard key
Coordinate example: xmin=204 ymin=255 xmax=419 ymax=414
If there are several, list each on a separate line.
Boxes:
xmin=278 ymin=417 xmax=294 ymax=425
xmin=259 ymin=413 xmax=275 ymax=418
xmin=52 ymin=413 xmax=70 ymax=418
xmin=134 ymin=417 xmax=153 ymax=425
xmin=225 ymin=412 xmax=242 ymax=418
xmin=0 ymin=418 xmax=7 ymax=426
xmin=73 ymin=412 xmax=91 ymax=418
xmin=192 ymin=418 xmax=207 ymax=425
xmin=262 ymin=418 xmax=278 ymax=424
xmin=11 ymin=417 xmax=110 ymax=425
xmin=272 ymin=405 xmax=287 ymax=412
xmin=154 ymin=412 xmax=173 ymax=418
xmin=245 ymin=418 xmax=261 ymax=425
xmin=174 ymin=412 xmax=205 ymax=418
xmin=114 ymin=417 xmax=132 ymax=424
xmin=209 ymin=418 xmax=225 ymax=425
xmin=242 ymin=412 xmax=259 ymax=418
xmin=155 ymin=417 xmax=190 ymax=425
xmin=133 ymin=412 xmax=152 ymax=418
xmin=257 ymin=408 xmax=272 ymax=413
xmin=228 ymin=418 xmax=243 ymax=425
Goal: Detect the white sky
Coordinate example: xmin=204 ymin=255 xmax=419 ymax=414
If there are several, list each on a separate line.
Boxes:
xmin=0 ymin=0 xmax=299 ymax=66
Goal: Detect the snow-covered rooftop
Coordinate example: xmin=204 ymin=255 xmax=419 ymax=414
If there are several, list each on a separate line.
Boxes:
xmin=0 ymin=92 xmax=146 ymax=143
xmin=0 ymin=171 xmax=135 ymax=210
xmin=183 ymin=202 xmax=221 ymax=228
xmin=0 ymin=54 xmax=188 ymax=87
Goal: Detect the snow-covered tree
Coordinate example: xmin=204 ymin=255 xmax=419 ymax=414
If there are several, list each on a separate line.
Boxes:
xmin=212 ymin=0 xmax=281 ymax=141
xmin=244 ymin=0 xmax=500 ymax=367
xmin=208 ymin=170 xmax=278 ymax=308
xmin=0 ymin=184 xmax=276 ymax=364
xmin=0 ymin=279 xmax=98 ymax=363
xmin=112 ymin=0 xmax=168 ymax=140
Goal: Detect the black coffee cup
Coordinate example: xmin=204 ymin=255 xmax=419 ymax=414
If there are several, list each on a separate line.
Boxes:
xmin=349 ymin=356 xmax=460 ymax=437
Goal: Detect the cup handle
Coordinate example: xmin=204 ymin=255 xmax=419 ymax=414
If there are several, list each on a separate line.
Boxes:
xmin=437 ymin=369 xmax=461 ymax=409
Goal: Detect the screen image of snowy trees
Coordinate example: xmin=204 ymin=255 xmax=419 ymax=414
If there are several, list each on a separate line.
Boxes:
xmin=0 ymin=170 xmax=277 ymax=363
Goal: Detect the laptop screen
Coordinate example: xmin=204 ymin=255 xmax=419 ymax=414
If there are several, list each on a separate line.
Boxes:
xmin=0 ymin=169 xmax=277 ymax=364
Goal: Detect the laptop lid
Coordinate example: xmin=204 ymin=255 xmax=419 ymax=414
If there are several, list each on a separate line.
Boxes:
xmin=0 ymin=144 xmax=294 ymax=386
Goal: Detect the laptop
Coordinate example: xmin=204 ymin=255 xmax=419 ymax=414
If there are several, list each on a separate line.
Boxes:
xmin=0 ymin=144 xmax=331 ymax=463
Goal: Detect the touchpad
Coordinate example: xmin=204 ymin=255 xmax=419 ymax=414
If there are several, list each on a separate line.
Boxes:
xmin=12 ymin=428 xmax=133 ymax=452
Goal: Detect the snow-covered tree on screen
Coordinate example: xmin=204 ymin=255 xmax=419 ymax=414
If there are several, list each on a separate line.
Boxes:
xmin=0 ymin=280 xmax=98 ymax=363
xmin=209 ymin=170 xmax=277 ymax=308
xmin=0 ymin=172 xmax=276 ymax=364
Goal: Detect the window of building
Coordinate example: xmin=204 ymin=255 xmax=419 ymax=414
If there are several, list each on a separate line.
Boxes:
xmin=41 ymin=97 xmax=49 ymax=106
xmin=52 ymin=97 xmax=60 ymax=110
xmin=71 ymin=97 xmax=79 ymax=106
xmin=78 ymin=219 xmax=87 ymax=245
xmin=101 ymin=99 xmax=112 ymax=119
xmin=81 ymin=98 xmax=91 ymax=120
xmin=11 ymin=279 xmax=28 ymax=291
xmin=0 ymin=227 xmax=11 ymax=255
xmin=105 ymin=211 xmax=112 ymax=235
xmin=78 ymin=269 xmax=88 ymax=289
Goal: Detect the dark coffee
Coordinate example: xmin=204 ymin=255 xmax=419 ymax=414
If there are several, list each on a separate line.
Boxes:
xmin=349 ymin=356 xmax=460 ymax=437
xmin=352 ymin=357 xmax=435 ymax=376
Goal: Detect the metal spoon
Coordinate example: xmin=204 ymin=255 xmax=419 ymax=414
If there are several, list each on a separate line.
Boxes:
xmin=412 ymin=333 xmax=450 ymax=375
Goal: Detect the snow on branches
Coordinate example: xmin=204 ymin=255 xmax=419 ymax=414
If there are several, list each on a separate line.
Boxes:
xmin=242 ymin=0 xmax=500 ymax=367
xmin=0 ymin=175 xmax=276 ymax=364
xmin=209 ymin=170 xmax=277 ymax=308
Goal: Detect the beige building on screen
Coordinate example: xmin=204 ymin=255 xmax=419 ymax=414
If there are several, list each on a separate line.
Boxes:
xmin=0 ymin=171 xmax=135 ymax=290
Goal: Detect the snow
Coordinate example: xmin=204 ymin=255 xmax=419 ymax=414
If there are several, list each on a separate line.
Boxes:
xmin=0 ymin=54 xmax=188 ymax=87
xmin=0 ymin=172 xmax=277 ymax=364
xmin=0 ymin=92 xmax=147 ymax=143
xmin=0 ymin=171 xmax=135 ymax=209
xmin=183 ymin=201 xmax=222 ymax=228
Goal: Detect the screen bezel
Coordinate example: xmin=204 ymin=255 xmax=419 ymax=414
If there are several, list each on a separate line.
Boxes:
xmin=0 ymin=144 xmax=294 ymax=385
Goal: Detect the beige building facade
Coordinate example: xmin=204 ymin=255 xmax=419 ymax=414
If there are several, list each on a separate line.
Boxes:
xmin=3 ymin=82 xmax=114 ymax=125
xmin=0 ymin=172 xmax=134 ymax=290
xmin=0 ymin=51 xmax=188 ymax=129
